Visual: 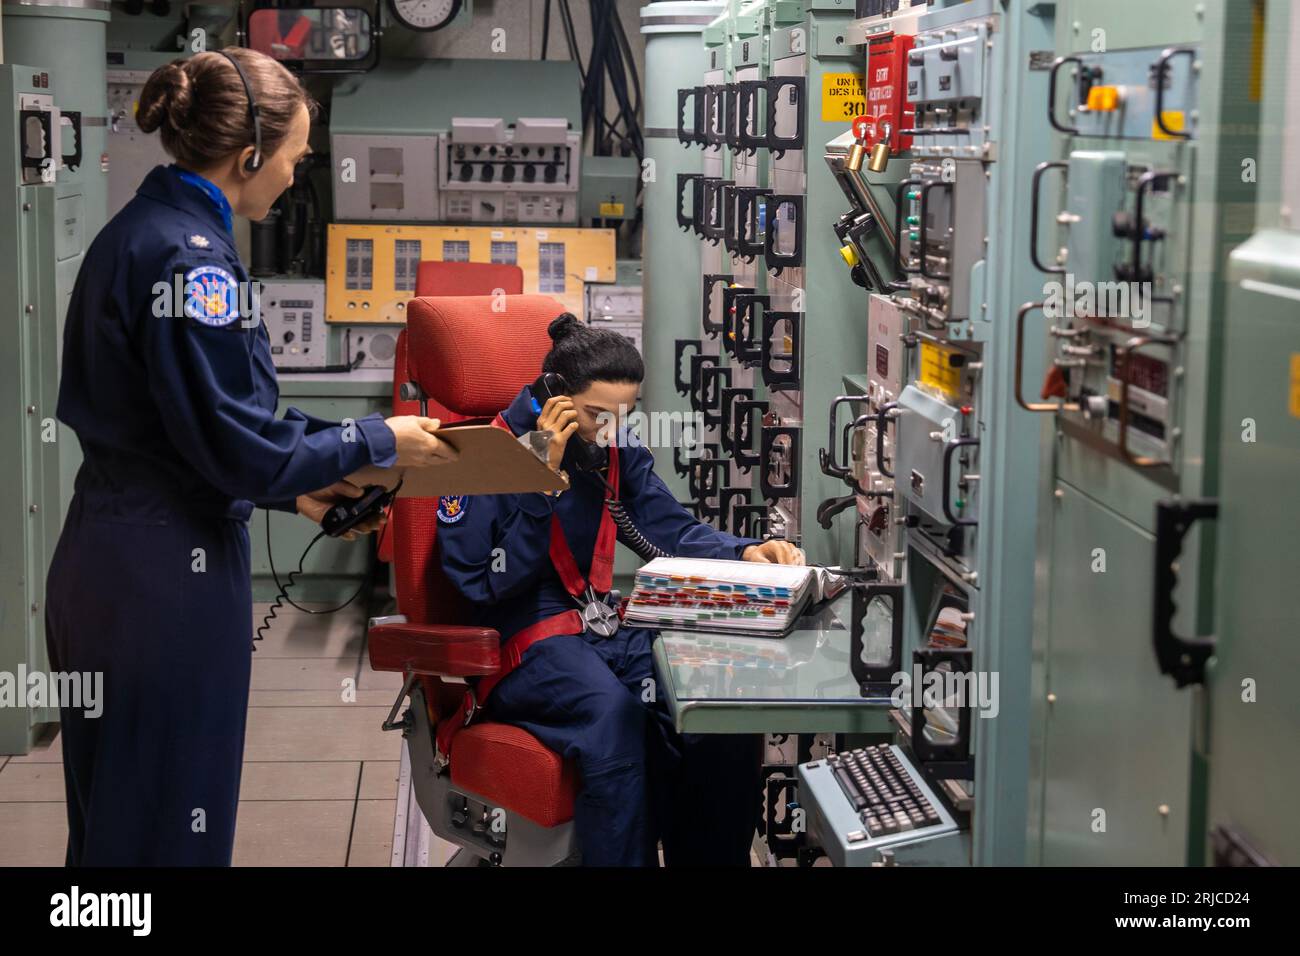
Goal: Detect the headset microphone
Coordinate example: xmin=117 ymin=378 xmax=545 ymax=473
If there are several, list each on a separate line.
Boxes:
xmin=217 ymin=50 xmax=263 ymax=172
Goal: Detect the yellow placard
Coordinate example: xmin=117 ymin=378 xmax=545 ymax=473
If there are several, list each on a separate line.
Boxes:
xmin=598 ymin=202 xmax=625 ymax=218
xmin=1289 ymin=354 xmax=1300 ymax=419
xmin=919 ymin=342 xmax=962 ymax=401
xmin=821 ymin=71 xmax=866 ymax=123
xmin=1152 ymin=110 xmax=1186 ymax=141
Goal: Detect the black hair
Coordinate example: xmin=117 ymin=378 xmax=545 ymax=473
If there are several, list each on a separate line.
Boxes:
xmin=541 ymin=312 xmax=644 ymax=393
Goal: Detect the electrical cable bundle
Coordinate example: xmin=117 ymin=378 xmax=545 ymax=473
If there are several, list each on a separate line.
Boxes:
xmin=543 ymin=1 xmax=646 ymax=249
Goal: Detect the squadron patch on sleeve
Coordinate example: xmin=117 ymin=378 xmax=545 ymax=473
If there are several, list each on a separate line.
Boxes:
xmin=182 ymin=264 xmax=240 ymax=327
xmin=437 ymin=495 xmax=469 ymax=525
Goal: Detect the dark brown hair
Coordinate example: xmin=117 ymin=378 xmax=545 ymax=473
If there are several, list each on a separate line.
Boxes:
xmin=137 ymin=48 xmax=316 ymax=169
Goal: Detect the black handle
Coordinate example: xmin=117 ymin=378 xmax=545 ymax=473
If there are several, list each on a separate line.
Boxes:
xmin=918 ymin=181 xmax=952 ymax=281
xmin=845 ymin=413 xmax=884 ymax=498
xmin=1031 ymin=161 xmax=1068 ymax=275
xmin=1048 ymin=56 xmax=1083 ymax=135
xmin=18 ymin=109 xmax=54 ymax=174
xmin=764 ymin=194 xmax=805 ymax=274
xmin=700 ymin=273 xmax=731 ymax=339
xmin=1153 ymin=498 xmax=1218 ymax=688
xmin=759 ymin=425 xmax=801 ymax=501
xmin=910 ymin=647 xmax=975 ymax=779
xmin=720 ymin=83 xmax=740 ymax=150
xmin=941 ymin=436 xmax=979 ymax=528
xmin=731 ymin=186 xmax=771 ymax=260
xmin=820 ymin=394 xmax=869 ymax=481
xmin=701 ymin=177 xmax=728 ymax=244
xmin=676 ymin=173 xmax=702 ymax=232
xmin=672 ymin=442 xmax=694 ymax=479
xmin=717 ymin=485 xmax=752 ymax=534
xmin=874 ymin=401 xmax=900 ymax=479
xmin=816 ymin=493 xmax=857 ymax=531
xmin=732 ymin=397 xmax=768 ymax=471
xmin=849 ymin=580 xmax=904 ymax=697
xmin=704 ymin=85 xmax=726 ymax=147
xmin=733 ymin=293 xmax=768 ymax=366
xmin=732 ymin=503 xmax=771 ymax=539
xmin=60 ymin=110 xmax=83 ymax=171
xmin=760 ymin=310 xmax=802 ymax=391
xmin=1116 ymin=169 xmax=1175 ymax=284
xmin=676 ymin=86 xmax=701 ymax=146
xmin=698 ymin=364 xmax=733 ymax=429
xmin=673 ymin=338 xmax=701 ymax=396
xmin=735 ymin=78 xmax=765 ymax=154
xmin=687 ymin=352 xmax=719 ymax=414
xmin=720 ymin=283 xmax=755 ymax=358
xmin=719 ymin=386 xmax=753 ymax=456
xmin=765 ymin=75 xmax=806 ymax=158
xmin=1153 ymin=48 xmax=1195 ymax=141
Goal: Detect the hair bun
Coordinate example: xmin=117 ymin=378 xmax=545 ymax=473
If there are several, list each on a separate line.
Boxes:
xmin=137 ymin=61 xmax=194 ymax=136
xmin=547 ymin=312 xmax=583 ymax=343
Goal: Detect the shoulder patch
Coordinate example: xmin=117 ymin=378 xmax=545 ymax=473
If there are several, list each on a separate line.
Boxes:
xmin=183 ymin=264 xmax=240 ymax=327
xmin=186 ymin=233 xmax=212 ymax=250
xmin=437 ymin=495 xmax=469 ymax=525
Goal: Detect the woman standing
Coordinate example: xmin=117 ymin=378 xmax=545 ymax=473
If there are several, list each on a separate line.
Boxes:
xmin=45 ymin=48 xmax=453 ymax=866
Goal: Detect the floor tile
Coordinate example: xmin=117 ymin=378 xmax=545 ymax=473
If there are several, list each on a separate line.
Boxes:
xmin=348 ymin=799 xmax=396 ymax=867
xmin=358 ymin=761 xmax=400 ymax=801
xmin=0 ymin=761 xmax=65 ymax=802
xmin=0 ymin=803 xmax=67 ymax=866
xmin=238 ymin=761 xmax=361 ymax=802
xmin=243 ymin=706 xmax=401 ymax=763
xmin=231 ymin=800 xmax=354 ymax=866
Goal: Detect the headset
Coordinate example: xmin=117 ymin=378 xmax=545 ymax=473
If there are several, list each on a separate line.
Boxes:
xmin=217 ymin=50 xmax=263 ymax=172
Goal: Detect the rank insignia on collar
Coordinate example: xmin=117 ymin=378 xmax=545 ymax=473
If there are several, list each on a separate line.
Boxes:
xmin=187 ymin=234 xmax=211 ymax=249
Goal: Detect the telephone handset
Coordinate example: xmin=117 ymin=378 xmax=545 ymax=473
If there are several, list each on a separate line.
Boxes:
xmin=530 ymin=372 xmax=610 ymax=473
xmin=529 ymin=371 xmax=675 ymax=561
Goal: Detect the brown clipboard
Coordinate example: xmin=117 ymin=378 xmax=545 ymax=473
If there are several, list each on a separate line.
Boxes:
xmin=348 ymin=421 xmax=569 ymax=498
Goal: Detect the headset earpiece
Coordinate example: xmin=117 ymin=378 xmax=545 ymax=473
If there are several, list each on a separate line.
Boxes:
xmin=217 ymin=50 xmax=263 ymax=173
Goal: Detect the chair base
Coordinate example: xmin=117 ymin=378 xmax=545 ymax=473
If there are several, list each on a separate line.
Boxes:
xmin=403 ymin=683 xmax=579 ymax=867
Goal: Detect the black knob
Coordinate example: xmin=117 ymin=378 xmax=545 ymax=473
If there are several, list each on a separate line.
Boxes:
xmin=522 ymin=164 xmax=537 ymax=183
xmin=501 ymin=164 xmax=516 ymax=183
xmin=283 ymin=331 xmax=294 ymax=343
xmin=481 ymin=164 xmax=495 ymax=182
xmin=458 ymin=163 xmax=473 ymax=182
xmin=544 ymin=164 xmax=558 ymax=183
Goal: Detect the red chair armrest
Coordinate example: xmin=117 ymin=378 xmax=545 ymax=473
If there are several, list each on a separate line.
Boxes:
xmin=368 ymin=623 xmax=501 ymax=677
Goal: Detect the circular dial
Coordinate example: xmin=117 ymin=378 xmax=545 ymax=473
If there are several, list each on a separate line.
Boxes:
xmin=388 ymin=0 xmax=462 ymax=32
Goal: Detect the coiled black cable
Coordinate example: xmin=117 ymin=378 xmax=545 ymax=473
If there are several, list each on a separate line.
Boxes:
xmin=255 ymin=510 xmax=390 ymax=649
xmin=606 ymin=496 xmax=674 ymax=560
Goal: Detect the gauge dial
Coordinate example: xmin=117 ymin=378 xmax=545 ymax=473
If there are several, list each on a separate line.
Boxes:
xmin=388 ymin=0 xmax=463 ymax=32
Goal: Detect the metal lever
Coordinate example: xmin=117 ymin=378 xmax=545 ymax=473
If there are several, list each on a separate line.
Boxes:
xmin=1014 ymin=302 xmax=1082 ymax=413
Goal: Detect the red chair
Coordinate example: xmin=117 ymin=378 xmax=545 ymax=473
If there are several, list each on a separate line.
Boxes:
xmin=378 ymin=261 xmax=524 ymax=565
xmin=368 ymin=293 xmax=580 ymax=866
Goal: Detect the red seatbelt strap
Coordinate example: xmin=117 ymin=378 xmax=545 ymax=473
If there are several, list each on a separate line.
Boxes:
xmin=435 ymin=413 xmax=621 ymax=760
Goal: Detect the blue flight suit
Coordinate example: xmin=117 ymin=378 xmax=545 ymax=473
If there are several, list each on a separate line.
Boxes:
xmin=437 ymin=385 xmax=765 ymax=866
xmin=45 ymin=164 xmax=398 ymax=866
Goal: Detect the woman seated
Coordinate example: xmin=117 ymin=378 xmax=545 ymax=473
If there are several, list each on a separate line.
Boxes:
xmin=437 ymin=313 xmax=804 ymax=866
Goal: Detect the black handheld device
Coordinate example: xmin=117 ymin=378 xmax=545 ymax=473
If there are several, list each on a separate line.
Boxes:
xmin=531 ymin=372 xmax=610 ymax=473
xmin=321 ymin=484 xmax=399 ymax=538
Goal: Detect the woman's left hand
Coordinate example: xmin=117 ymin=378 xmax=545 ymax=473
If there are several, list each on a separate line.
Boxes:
xmin=296 ymin=481 xmax=387 ymax=541
xmin=742 ymin=540 xmax=806 ymax=565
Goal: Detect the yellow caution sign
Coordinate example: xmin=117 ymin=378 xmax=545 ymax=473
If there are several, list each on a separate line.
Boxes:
xmin=821 ymin=71 xmax=866 ymax=123
xmin=919 ymin=342 xmax=962 ymax=401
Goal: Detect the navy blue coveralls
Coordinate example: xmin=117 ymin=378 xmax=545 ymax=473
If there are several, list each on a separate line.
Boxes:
xmin=45 ymin=165 xmax=397 ymax=866
xmin=437 ymin=385 xmax=766 ymax=866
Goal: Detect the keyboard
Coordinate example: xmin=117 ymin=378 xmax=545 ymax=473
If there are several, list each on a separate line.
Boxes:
xmin=797 ymin=744 xmax=960 ymax=866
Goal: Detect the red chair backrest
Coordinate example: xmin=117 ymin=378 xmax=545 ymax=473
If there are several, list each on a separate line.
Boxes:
xmin=391 ymin=294 xmax=565 ymax=626
xmin=414 ymin=261 xmax=525 ymax=298
xmin=380 ymin=261 xmax=526 ymax=564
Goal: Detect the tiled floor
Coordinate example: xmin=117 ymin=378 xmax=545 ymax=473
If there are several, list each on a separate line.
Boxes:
xmin=0 ymin=602 xmax=403 ymax=867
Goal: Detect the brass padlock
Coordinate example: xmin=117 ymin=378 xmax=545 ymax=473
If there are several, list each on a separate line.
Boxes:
xmin=866 ymin=122 xmax=893 ymax=173
xmin=846 ymin=140 xmax=867 ymax=173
